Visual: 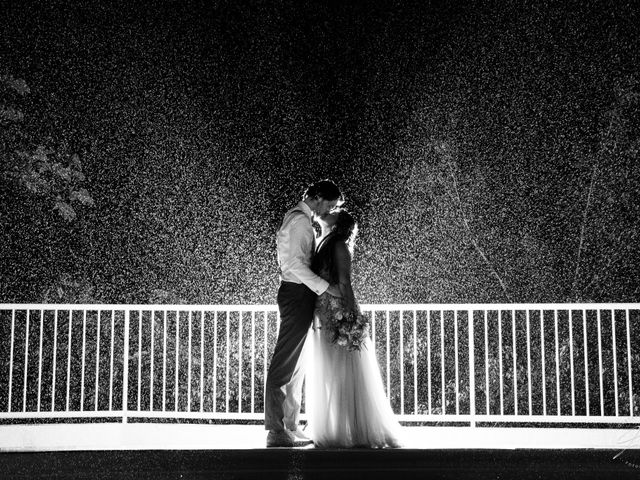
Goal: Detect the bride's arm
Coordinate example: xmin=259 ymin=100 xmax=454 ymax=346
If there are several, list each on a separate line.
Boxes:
xmin=334 ymin=241 xmax=356 ymax=313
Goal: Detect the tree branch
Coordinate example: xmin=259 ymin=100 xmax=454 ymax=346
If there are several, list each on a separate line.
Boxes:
xmin=571 ymin=164 xmax=598 ymax=301
xmin=444 ymin=151 xmax=513 ymax=302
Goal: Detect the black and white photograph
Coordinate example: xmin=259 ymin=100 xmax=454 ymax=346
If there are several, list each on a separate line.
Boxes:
xmin=1 ymin=0 xmax=639 ymax=478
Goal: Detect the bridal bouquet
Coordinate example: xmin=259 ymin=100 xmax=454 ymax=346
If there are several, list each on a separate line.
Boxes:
xmin=328 ymin=306 xmax=370 ymax=352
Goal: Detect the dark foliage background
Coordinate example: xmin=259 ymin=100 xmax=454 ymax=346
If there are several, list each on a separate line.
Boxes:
xmin=2 ymin=0 xmax=639 ymax=305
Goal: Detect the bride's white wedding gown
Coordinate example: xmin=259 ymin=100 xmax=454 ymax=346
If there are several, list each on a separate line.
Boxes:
xmin=305 ymin=291 xmax=403 ymax=448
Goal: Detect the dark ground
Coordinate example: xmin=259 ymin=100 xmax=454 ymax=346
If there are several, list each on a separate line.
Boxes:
xmin=2 ymin=449 xmax=640 ymax=479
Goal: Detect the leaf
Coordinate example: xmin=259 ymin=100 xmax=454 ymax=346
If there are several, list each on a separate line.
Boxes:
xmin=33 ymin=146 xmax=51 ymax=163
xmin=54 ymin=165 xmax=72 ymax=181
xmin=0 ymin=75 xmax=30 ymax=95
xmin=70 ymin=188 xmax=94 ymax=206
xmin=70 ymin=169 xmax=86 ymax=182
xmin=70 ymin=153 xmax=82 ymax=169
xmin=54 ymin=200 xmax=77 ymax=221
xmin=21 ymin=171 xmax=50 ymax=195
xmin=0 ymin=107 xmax=24 ymax=122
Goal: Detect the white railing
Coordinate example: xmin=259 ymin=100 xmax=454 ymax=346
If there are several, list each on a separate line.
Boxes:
xmin=1 ymin=303 xmax=638 ymax=428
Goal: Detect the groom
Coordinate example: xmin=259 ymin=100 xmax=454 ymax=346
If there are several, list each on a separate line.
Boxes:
xmin=265 ymin=179 xmax=343 ymax=447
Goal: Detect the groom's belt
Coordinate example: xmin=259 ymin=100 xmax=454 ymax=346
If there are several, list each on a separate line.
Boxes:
xmin=280 ymin=280 xmax=315 ymax=290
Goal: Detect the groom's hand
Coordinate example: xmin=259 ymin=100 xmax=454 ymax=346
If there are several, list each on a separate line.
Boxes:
xmin=326 ymin=284 xmax=342 ymax=297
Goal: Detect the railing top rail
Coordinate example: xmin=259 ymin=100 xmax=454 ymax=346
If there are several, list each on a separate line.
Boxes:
xmin=362 ymin=303 xmax=640 ymax=310
xmin=0 ymin=304 xmax=280 ymax=312
xmin=1 ymin=302 xmax=639 ymax=311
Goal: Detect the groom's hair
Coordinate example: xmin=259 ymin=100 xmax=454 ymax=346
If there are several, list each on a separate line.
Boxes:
xmin=303 ymin=179 xmax=344 ymax=203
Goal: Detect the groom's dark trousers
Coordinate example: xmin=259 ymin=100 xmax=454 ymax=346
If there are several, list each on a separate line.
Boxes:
xmin=264 ymin=281 xmax=317 ymax=432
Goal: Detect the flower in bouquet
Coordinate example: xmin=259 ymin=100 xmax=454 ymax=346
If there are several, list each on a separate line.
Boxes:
xmin=329 ymin=309 xmax=370 ymax=351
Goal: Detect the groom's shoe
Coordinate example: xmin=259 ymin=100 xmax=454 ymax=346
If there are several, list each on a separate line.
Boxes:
xmin=266 ymin=430 xmax=295 ymax=448
xmin=288 ymin=428 xmax=313 ymax=445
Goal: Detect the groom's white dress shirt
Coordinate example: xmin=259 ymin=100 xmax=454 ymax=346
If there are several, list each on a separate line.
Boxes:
xmin=276 ymin=201 xmax=329 ymax=295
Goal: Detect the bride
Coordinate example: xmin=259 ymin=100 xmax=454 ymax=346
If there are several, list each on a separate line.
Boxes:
xmin=304 ymin=208 xmax=402 ymax=448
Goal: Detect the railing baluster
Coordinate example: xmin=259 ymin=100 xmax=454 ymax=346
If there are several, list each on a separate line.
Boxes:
xmin=468 ymin=308 xmax=475 ymax=426
xmin=251 ymin=311 xmax=256 ymax=414
xmin=554 ymin=309 xmax=560 ymax=415
xmin=454 ymin=310 xmax=459 ymax=416
xmin=123 ymin=309 xmax=130 ymax=423
xmin=37 ymin=310 xmax=43 ymax=412
xmin=81 ymin=310 xmax=87 ymax=412
xmin=540 ymin=309 xmax=546 ymax=416
xmin=213 ymin=311 xmax=218 ymax=413
xmin=512 ymin=309 xmax=517 ymax=416
xmin=597 ymin=309 xmax=604 ymax=416
xmin=400 ymin=309 xmax=404 ymax=415
xmin=52 ymin=310 xmax=58 ymax=412
xmin=150 ymin=310 xmax=155 ymax=411
xmin=413 ymin=309 xmax=418 ymax=415
xmin=162 ymin=311 xmax=168 ymax=412
xmin=95 ymin=310 xmax=101 ymax=411
xmin=137 ymin=311 xmax=142 ymax=412
xmin=526 ymin=309 xmax=532 ymax=415
xmin=200 ymin=309 xmax=205 ymax=413
xmin=427 ymin=309 xmax=432 ymax=415
xmin=484 ymin=310 xmax=489 ymax=415
xmin=238 ymin=311 xmax=243 ymax=414
xmin=627 ymin=309 xmax=633 ymax=416
xmin=263 ymin=311 xmax=267 ymax=408
xmin=226 ymin=311 xmax=230 ymax=413
xmin=386 ymin=310 xmax=390 ymax=399
xmin=188 ymin=310 xmax=193 ymax=413
xmin=498 ymin=310 xmax=503 ymax=415
xmin=66 ymin=309 xmax=72 ymax=413
xmin=440 ymin=309 xmax=445 ymax=415
xmin=612 ymin=308 xmax=619 ymax=417
xmin=109 ymin=310 xmax=115 ymax=412
xmin=175 ymin=310 xmax=180 ymax=412
xmin=569 ymin=310 xmax=575 ymax=416
xmin=23 ymin=310 xmax=30 ymax=412
xmin=371 ymin=309 xmax=376 ymax=351
xmin=583 ymin=309 xmax=589 ymax=416
xmin=8 ymin=309 xmax=16 ymax=412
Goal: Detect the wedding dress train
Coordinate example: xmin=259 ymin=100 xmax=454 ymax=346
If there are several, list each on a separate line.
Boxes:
xmin=305 ymin=292 xmax=402 ymax=448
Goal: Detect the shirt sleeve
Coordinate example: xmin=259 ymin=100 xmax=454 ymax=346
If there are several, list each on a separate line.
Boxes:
xmin=284 ymin=215 xmax=330 ymax=295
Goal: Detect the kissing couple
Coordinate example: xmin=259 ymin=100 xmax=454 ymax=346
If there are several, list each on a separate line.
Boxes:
xmin=264 ymin=179 xmax=402 ymax=448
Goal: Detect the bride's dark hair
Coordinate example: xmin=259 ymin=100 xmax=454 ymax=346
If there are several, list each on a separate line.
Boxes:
xmin=311 ymin=209 xmax=359 ymax=283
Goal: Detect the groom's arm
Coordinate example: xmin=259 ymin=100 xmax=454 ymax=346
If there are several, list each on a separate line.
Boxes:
xmin=283 ymin=216 xmax=330 ymax=295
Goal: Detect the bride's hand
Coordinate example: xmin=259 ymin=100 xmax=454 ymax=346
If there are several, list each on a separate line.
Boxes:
xmin=326 ymin=284 xmax=342 ymax=297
